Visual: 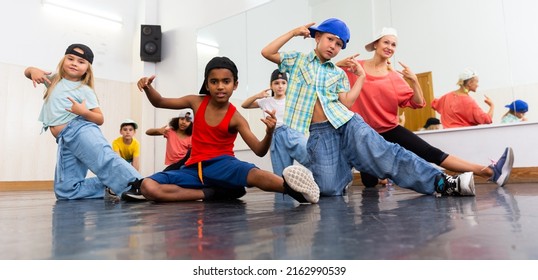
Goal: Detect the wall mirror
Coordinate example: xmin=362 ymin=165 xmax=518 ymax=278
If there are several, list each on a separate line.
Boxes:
xmin=198 ymin=0 xmax=538 ymax=123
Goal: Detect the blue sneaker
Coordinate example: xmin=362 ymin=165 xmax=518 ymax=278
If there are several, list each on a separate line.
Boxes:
xmin=489 ymin=147 xmax=514 ymax=187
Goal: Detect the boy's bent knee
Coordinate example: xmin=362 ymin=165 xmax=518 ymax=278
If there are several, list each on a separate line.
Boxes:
xmin=140 ymin=178 xmax=159 ymax=200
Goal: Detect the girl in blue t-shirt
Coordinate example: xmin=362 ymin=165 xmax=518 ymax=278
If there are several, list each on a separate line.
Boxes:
xmin=24 ymin=43 xmax=144 ymax=201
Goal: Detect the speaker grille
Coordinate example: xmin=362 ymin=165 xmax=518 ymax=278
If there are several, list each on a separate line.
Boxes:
xmin=140 ymin=25 xmax=162 ymax=62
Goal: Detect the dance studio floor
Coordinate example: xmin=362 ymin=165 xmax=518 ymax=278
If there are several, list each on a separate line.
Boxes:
xmin=1 ymin=183 xmax=537 ymax=260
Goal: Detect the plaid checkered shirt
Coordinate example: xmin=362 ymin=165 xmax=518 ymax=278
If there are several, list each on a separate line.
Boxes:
xmin=279 ymin=50 xmax=354 ymax=134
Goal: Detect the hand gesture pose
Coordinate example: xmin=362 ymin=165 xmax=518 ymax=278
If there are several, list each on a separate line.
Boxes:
xmin=396 ymin=61 xmax=418 ymax=83
xmin=137 ymin=75 xmax=156 ymax=91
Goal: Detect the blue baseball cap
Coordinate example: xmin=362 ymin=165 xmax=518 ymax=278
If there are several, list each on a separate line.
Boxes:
xmin=308 ymin=18 xmax=350 ymax=49
xmin=505 ymin=100 xmax=528 ymax=113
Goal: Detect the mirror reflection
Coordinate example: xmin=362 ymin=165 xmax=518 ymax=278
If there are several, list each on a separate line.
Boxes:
xmin=197 ymin=0 xmax=537 ymax=126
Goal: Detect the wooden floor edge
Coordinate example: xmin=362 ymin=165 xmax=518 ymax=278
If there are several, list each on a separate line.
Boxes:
xmin=1 ymin=167 xmax=537 ymax=191
xmin=353 ymin=166 xmax=538 ymax=186
xmin=0 ymin=181 xmax=53 ymax=191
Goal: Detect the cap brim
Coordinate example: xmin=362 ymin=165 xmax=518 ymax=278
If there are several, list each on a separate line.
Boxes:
xmin=364 ymin=42 xmax=375 ymax=52
xmin=308 ymin=27 xmax=318 ymax=38
xmin=122 ymin=123 xmax=138 ymax=129
xmin=199 ymin=79 xmax=209 ymax=95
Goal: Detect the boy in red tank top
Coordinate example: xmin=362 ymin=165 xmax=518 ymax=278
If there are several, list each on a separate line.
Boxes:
xmin=131 ymin=57 xmax=320 ymax=203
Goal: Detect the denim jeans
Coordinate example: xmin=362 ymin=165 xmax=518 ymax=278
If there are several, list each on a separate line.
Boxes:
xmin=308 ymin=115 xmax=441 ymax=196
xmin=270 ymin=125 xmax=310 ymax=176
xmin=54 ymin=117 xmax=141 ymax=199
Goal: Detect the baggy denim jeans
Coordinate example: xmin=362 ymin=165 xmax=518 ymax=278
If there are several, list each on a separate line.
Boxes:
xmin=270 ymin=125 xmax=310 ymax=176
xmin=308 ymin=115 xmax=441 ymax=196
xmin=54 ymin=117 xmax=141 ymax=199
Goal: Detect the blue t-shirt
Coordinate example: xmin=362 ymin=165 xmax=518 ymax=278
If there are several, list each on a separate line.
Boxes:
xmin=38 ymin=78 xmax=99 ymax=130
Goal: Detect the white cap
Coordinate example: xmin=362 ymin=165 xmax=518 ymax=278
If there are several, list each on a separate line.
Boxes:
xmin=459 ymin=68 xmax=478 ymax=81
xmin=121 ymin=118 xmax=138 ymax=129
xmin=365 ymin=27 xmax=398 ymax=52
xmin=178 ymin=111 xmax=193 ymax=120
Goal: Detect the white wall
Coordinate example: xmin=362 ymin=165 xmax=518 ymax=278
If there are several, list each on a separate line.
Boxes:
xmin=0 ymin=0 xmax=270 ymax=181
xmin=2 ymin=0 xmax=538 ymax=182
xmin=417 ymin=121 xmax=538 ymax=168
xmin=368 ymin=0 xmax=538 ymax=123
xmin=150 ymin=0 xmax=272 ymax=171
xmin=223 ymin=0 xmax=538 ymax=172
xmin=0 ymin=0 xmax=145 ymax=181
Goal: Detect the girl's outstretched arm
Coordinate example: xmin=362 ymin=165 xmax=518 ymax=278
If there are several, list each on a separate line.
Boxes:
xmin=241 ymin=89 xmax=269 ymax=109
xmin=146 ymin=126 xmax=167 ymax=136
xmin=24 ymin=67 xmax=52 ymax=88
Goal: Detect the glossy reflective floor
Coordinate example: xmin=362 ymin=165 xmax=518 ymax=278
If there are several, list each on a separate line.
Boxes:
xmin=1 ymin=183 xmax=537 ymax=260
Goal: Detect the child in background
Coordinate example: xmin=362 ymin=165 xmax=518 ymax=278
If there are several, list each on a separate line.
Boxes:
xmin=135 ymin=56 xmax=320 ymax=203
xmin=501 ymin=100 xmax=528 ymax=123
xmin=146 ymin=112 xmax=193 ymax=171
xmin=241 ymin=69 xmax=309 ymax=176
xmin=112 ymin=119 xmax=141 ymax=171
xmin=24 ymin=43 xmax=143 ymax=201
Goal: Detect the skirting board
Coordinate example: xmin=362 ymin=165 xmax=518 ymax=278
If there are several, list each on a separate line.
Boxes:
xmin=351 ymin=167 xmax=538 ymax=186
xmin=1 ymin=167 xmax=537 ymax=191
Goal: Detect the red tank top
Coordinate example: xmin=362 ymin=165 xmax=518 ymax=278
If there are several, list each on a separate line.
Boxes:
xmin=185 ymin=95 xmax=237 ymax=166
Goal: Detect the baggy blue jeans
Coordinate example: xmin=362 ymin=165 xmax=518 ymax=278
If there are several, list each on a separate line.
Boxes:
xmin=270 ymin=125 xmax=310 ymax=176
xmin=308 ymin=115 xmax=441 ymax=196
xmin=54 ymin=117 xmax=141 ymax=199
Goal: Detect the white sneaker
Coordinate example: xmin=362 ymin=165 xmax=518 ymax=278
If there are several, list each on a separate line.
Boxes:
xmin=435 ymin=172 xmax=475 ymax=196
xmin=282 ymin=165 xmax=320 ymax=203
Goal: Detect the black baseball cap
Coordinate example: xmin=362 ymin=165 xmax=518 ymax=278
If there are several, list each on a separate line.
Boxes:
xmin=199 ymin=56 xmax=238 ymax=94
xmin=65 ymin=43 xmax=94 ymax=64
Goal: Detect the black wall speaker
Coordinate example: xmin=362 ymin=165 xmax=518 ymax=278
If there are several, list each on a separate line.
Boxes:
xmin=140 ymin=25 xmax=162 ymax=62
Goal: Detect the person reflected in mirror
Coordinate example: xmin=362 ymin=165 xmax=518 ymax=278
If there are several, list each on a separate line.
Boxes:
xmin=336 ymin=27 xmax=512 ymax=189
xmin=501 ymin=99 xmax=528 ymax=123
xmin=432 ymin=68 xmax=493 ymax=128
xmin=421 ymin=117 xmax=441 ymax=131
xmin=241 ymin=69 xmax=310 ymax=176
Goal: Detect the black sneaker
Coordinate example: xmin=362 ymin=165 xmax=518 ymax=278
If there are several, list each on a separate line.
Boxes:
xmin=202 ymin=187 xmax=246 ymax=201
xmin=434 ymin=172 xmax=475 ymax=196
xmin=121 ymin=179 xmax=146 ymax=202
xmin=282 ymin=165 xmax=320 ymax=203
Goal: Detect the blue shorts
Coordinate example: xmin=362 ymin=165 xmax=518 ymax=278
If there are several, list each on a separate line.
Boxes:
xmin=148 ymin=155 xmax=257 ymax=190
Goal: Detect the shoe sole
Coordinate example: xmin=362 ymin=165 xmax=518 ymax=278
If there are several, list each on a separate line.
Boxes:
xmin=459 ymin=172 xmax=476 ymax=196
xmin=121 ymin=193 xmax=147 ymax=202
xmin=282 ymin=166 xmax=320 ymax=203
xmin=496 ymin=147 xmax=514 ymax=187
